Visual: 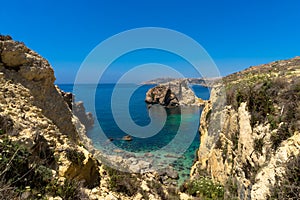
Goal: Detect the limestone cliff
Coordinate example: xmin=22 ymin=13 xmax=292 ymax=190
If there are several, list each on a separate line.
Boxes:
xmin=0 ymin=35 xmax=102 ymax=197
xmin=190 ymin=57 xmax=300 ymax=200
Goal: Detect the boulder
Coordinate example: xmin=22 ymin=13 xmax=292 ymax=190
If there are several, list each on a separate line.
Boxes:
xmin=1 ymin=40 xmax=30 ymax=68
xmin=64 ymin=153 xmax=101 ymax=188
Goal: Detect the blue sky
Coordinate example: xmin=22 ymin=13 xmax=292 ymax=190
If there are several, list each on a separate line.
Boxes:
xmin=1 ymin=0 xmax=300 ymax=83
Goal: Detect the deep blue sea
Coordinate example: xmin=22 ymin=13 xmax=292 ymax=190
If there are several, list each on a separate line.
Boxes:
xmin=59 ymin=83 xmax=210 ymax=184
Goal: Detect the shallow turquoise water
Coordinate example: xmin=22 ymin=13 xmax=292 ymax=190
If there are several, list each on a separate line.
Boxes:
xmin=59 ymin=84 xmax=209 ymax=184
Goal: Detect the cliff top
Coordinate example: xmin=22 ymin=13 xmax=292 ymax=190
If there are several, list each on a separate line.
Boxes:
xmin=222 ymin=56 xmax=300 ymax=85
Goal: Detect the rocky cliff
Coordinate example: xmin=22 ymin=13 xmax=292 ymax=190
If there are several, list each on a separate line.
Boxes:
xmin=189 ymin=57 xmax=300 ymax=200
xmin=145 ymin=79 xmax=206 ymax=107
xmin=0 ymin=35 xmax=102 ymax=198
xmin=0 ymin=35 xmax=188 ymax=200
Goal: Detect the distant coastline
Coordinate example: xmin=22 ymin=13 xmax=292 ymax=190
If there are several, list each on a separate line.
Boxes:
xmin=140 ymin=77 xmax=220 ymax=87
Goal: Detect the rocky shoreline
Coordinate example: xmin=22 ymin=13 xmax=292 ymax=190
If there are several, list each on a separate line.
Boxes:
xmin=1 ymin=34 xmax=299 ymax=199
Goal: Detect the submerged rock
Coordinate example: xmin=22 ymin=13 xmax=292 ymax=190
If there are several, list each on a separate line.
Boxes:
xmin=122 ymin=135 xmax=132 ymax=141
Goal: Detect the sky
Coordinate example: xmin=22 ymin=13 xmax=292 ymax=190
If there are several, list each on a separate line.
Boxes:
xmin=1 ymin=0 xmax=300 ymax=83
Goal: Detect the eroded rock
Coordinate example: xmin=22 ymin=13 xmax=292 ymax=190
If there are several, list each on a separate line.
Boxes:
xmin=73 ymin=101 xmax=94 ymax=131
xmin=145 ymin=79 xmax=206 ymax=107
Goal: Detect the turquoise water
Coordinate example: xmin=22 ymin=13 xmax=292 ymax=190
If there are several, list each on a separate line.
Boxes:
xmin=59 ymin=84 xmax=209 ymax=184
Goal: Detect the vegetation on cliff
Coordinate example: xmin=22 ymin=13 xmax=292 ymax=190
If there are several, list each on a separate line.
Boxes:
xmin=0 ymin=133 xmax=85 ymax=199
xmin=191 ymin=56 xmax=300 ymax=200
xmin=226 ymin=74 xmax=300 ymax=150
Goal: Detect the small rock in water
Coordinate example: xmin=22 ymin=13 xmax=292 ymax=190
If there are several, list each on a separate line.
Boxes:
xmin=122 ymin=135 xmax=132 ymax=141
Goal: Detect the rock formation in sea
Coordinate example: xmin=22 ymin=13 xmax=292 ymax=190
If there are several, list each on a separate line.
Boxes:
xmin=145 ymin=79 xmax=206 ymax=107
xmin=187 ymin=57 xmax=300 ymax=200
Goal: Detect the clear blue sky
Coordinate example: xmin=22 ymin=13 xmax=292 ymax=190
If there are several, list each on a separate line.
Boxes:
xmin=1 ymin=0 xmax=300 ymax=83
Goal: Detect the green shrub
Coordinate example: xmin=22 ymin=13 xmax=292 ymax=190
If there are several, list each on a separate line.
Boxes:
xmin=46 ymin=179 xmax=85 ymax=200
xmin=181 ymin=177 xmax=224 ymax=199
xmin=269 ymin=155 xmax=300 ymax=200
xmin=33 ymin=165 xmax=53 ymax=188
xmin=104 ymin=165 xmax=139 ymax=196
xmin=65 ymin=148 xmax=85 ymax=166
xmin=0 ymin=136 xmax=84 ymax=199
xmin=0 ymin=136 xmax=31 ymax=188
xmin=225 ymin=77 xmax=300 ymax=145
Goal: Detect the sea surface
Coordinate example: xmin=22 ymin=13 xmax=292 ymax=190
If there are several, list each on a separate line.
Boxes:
xmin=59 ymin=83 xmax=210 ymax=184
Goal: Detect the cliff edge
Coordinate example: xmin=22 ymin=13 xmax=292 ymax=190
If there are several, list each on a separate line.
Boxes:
xmin=188 ymin=57 xmax=300 ymax=200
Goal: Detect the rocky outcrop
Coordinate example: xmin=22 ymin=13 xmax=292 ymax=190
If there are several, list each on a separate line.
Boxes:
xmin=57 ymin=87 xmax=94 ymax=131
xmin=0 ymin=37 xmax=79 ymax=140
xmin=73 ymin=101 xmax=94 ymax=131
xmin=191 ymin=57 xmax=300 ymax=200
xmin=145 ymin=79 xmax=206 ymax=107
xmin=145 ymin=85 xmax=180 ymax=107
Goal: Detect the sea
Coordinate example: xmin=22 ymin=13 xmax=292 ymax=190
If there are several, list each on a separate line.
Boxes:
xmin=59 ymin=84 xmax=210 ymax=184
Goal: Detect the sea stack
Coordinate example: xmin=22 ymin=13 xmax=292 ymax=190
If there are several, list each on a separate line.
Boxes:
xmin=145 ymin=79 xmax=206 ymax=107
